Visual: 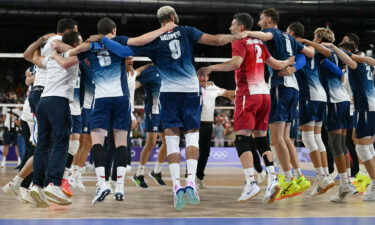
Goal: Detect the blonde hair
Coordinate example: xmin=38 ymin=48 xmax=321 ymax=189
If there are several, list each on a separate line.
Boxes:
xmin=314 ymin=27 xmax=335 ymax=43
xmin=157 ymin=6 xmax=178 ymax=24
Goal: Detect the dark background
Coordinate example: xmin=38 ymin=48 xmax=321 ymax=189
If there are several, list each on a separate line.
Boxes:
xmin=0 ymin=0 xmax=374 ymax=94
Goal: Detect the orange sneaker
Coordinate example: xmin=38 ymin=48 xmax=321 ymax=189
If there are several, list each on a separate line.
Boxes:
xmin=61 ymin=179 xmax=73 ymax=197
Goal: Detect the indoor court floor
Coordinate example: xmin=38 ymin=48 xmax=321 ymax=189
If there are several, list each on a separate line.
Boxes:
xmin=1 ymin=162 xmax=375 ymax=225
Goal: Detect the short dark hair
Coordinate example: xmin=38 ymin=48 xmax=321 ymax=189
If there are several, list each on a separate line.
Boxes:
xmin=260 ymin=8 xmax=279 ymax=24
xmin=97 ymin=17 xmax=116 ymax=35
xmin=57 ymin=18 xmax=78 ymax=33
xmin=344 ymin=33 xmax=360 ymax=50
xmin=62 ymin=31 xmax=81 ymax=47
xmin=233 ymin=13 xmax=254 ymax=30
xmin=288 ymin=21 xmax=304 ymax=38
xmin=339 ymin=41 xmax=356 ymax=53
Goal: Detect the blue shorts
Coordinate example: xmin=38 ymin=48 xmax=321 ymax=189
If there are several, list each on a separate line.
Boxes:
xmin=353 ymin=111 xmax=375 ymax=139
xmin=81 ymin=108 xmax=92 ymax=134
xmin=144 ymin=113 xmax=163 ymax=133
xmin=325 ymin=101 xmax=350 ymax=131
xmin=3 ymin=130 xmax=18 ymax=145
xmin=290 ymin=104 xmax=299 ymax=139
xmin=71 ymin=115 xmax=82 ymax=134
xmin=269 ymin=86 xmax=299 ymax=123
xmin=159 ymin=92 xmax=201 ymax=131
xmin=90 ymin=96 xmax=131 ymax=131
xmin=299 ymin=100 xmax=326 ymax=125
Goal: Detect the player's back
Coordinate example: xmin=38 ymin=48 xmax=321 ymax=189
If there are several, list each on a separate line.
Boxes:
xmin=131 ymin=26 xmax=204 ymax=93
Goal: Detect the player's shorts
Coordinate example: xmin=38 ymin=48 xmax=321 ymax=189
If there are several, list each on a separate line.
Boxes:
xmin=353 ymin=111 xmax=375 ymax=139
xmin=144 ymin=113 xmax=163 ymax=133
xmin=90 ymin=96 xmax=131 ymax=131
xmin=71 ymin=115 xmax=82 ymax=134
xmin=234 ymin=94 xmax=270 ymax=131
xmin=159 ymin=92 xmax=201 ymax=131
xmin=325 ymin=101 xmax=350 ymax=131
xmin=299 ymin=100 xmax=326 ymax=125
xmin=3 ymin=130 xmax=18 ymax=145
xmin=290 ymin=103 xmax=299 ymax=139
xmin=269 ymin=86 xmax=299 ymax=123
xmin=81 ymin=108 xmax=92 ymax=134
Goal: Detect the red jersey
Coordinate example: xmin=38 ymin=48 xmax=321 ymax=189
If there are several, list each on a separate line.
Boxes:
xmin=232 ymin=37 xmax=271 ymax=96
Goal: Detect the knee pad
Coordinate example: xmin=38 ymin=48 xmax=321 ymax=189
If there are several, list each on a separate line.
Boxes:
xmin=115 ymin=145 xmax=128 ymax=167
xmin=302 ymin=131 xmax=318 ymax=153
xmin=356 ymin=144 xmax=373 ymax=162
xmin=92 ymin=144 xmax=105 ymax=167
xmin=314 ymin=134 xmax=326 ymax=152
xmin=253 ymin=136 xmax=270 ymax=155
xmin=234 ymin=135 xmax=251 ymax=157
xmin=185 ymin=132 xmax=199 ymax=148
xmin=262 ymin=154 xmax=274 ymax=167
xmin=165 ymin=136 xmax=180 ymax=156
xmin=328 ymin=133 xmax=344 ymax=157
xmin=68 ymin=140 xmax=80 ymax=155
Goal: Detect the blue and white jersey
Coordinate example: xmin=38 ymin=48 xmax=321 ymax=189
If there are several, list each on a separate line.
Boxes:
xmin=348 ymin=62 xmax=375 ymax=111
xmin=319 ymin=51 xmax=350 ymax=103
xmin=296 ymin=51 xmax=327 ymax=102
xmin=69 ymin=71 xmax=81 ymax=116
xmin=129 ymin=26 xmax=204 ymax=93
xmin=77 ymin=61 xmax=95 ymax=109
xmin=263 ymin=28 xmax=304 ymax=90
xmin=137 ymin=65 xmax=161 ymax=114
xmin=79 ymin=38 xmax=130 ymax=99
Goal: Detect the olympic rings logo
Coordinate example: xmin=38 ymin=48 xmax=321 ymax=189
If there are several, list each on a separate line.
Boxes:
xmin=211 ymin=150 xmax=228 ymax=160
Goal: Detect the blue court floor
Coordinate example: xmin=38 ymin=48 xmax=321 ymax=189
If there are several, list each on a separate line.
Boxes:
xmin=1 ymin=217 xmax=375 ymax=225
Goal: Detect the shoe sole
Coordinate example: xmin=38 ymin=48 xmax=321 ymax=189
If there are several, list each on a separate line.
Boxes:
xmin=175 ymin=189 xmax=186 ymax=210
xmin=238 ymin=189 xmax=261 ymax=202
xmin=265 ymin=185 xmax=281 ymax=204
xmin=29 ymin=190 xmax=49 ymax=208
xmin=313 ymin=182 xmax=336 ymax=196
xmin=62 ymin=187 xmax=73 ymax=197
xmin=92 ymin=188 xmax=111 ymax=205
xmin=185 ymin=187 xmax=200 ymax=205
xmin=44 ymin=190 xmax=72 ymax=205
xmin=114 ymin=193 xmax=124 ymax=201
xmin=148 ymin=173 xmax=166 ymax=186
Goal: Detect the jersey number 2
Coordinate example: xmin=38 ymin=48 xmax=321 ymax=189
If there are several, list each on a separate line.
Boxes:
xmin=254 ymin=45 xmax=263 ymax=63
xmin=169 ymin=39 xmax=181 ymax=59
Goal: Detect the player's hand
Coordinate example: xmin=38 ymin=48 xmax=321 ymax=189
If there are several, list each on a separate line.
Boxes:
xmin=86 ymin=34 xmax=103 ymax=43
xmin=287 ymin=56 xmax=295 ymax=66
xmin=278 ymin=66 xmax=296 ymax=77
xmin=163 ymin=21 xmax=177 ymax=32
xmin=42 ymin=33 xmax=56 ymax=42
xmin=234 ymin=31 xmax=249 ymax=40
xmin=321 ymin=42 xmax=334 ymax=48
xmin=197 ymin=67 xmax=212 ymax=76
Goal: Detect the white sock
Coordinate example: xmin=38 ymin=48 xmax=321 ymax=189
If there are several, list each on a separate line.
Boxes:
xmin=13 ymin=175 xmax=23 ymax=186
xmin=116 ymin=166 xmax=126 ymax=185
xmin=154 ymin=162 xmax=162 ymax=174
xmin=338 ymin=172 xmax=347 ymax=186
xmin=323 ymin=167 xmax=329 ymax=176
xmin=346 ymin=168 xmax=351 ymax=180
xmin=95 ymin=167 xmax=105 ymax=185
xmin=295 ymin=168 xmax=302 ymax=178
xmin=266 ymin=166 xmax=276 ymax=184
xmin=63 ymin=169 xmax=69 ymax=179
xmin=169 ymin=163 xmax=181 ymax=189
xmin=284 ymin=170 xmax=293 ymax=182
xmin=244 ymin=168 xmax=255 ymax=185
xmin=2 ymin=157 xmax=6 ymax=165
xmin=186 ymin=159 xmax=198 ymax=186
xmin=315 ymin=167 xmax=324 ymax=179
xmin=17 ymin=157 xmax=21 ymax=164
xmin=136 ymin=164 xmax=145 ymax=176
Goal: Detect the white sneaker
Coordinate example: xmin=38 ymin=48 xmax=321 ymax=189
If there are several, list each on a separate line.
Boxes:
xmin=330 ymin=184 xmax=351 ymax=203
xmin=196 ymin=178 xmax=206 ymax=189
xmin=363 ymin=182 xmax=375 ymax=201
xmin=0 ymin=160 xmax=6 ymax=168
xmin=310 ymin=176 xmax=335 ymax=197
xmin=68 ymin=174 xmax=77 ymax=188
xmin=237 ymin=182 xmax=261 ymax=202
xmin=263 ymin=178 xmax=280 ymax=204
xmin=2 ymin=180 xmax=21 ymax=198
xmin=114 ymin=182 xmax=124 ymax=201
xmin=19 ymin=187 xmax=37 ymax=206
xmin=29 ymin=185 xmax=49 ymax=208
xmin=256 ymin=170 xmax=267 ymax=185
xmin=126 ymin=165 xmax=132 ymax=172
xmin=75 ymin=173 xmax=86 ymax=192
xmin=173 ymin=185 xmax=186 ymax=210
xmin=44 ymin=183 xmax=72 ymax=205
xmin=329 ymin=171 xmax=338 ymax=181
xmin=348 ymin=181 xmax=359 ymax=195
xmin=92 ymin=181 xmax=111 ymax=205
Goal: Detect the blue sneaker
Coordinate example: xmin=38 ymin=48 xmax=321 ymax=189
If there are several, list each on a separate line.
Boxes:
xmin=185 ymin=185 xmax=200 ymax=205
xmin=174 ymin=186 xmax=186 ymax=210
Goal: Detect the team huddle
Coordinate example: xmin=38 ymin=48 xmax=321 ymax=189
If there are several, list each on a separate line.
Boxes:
xmin=2 ymin=6 xmax=375 ymax=210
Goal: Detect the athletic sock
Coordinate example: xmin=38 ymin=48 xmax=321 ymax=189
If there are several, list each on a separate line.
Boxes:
xmin=169 ymin=163 xmax=181 ymax=189
xmin=284 ymin=170 xmax=293 ymax=182
xmin=13 ymin=175 xmax=23 ymax=186
xmin=339 ymin=172 xmax=348 ymax=186
xmin=136 ymin=165 xmax=145 ymax=176
xmin=346 ymin=168 xmax=351 ymax=181
xmin=266 ymin=166 xmax=276 ymax=184
xmin=116 ymin=166 xmax=126 ymax=186
xmin=186 ymin=159 xmax=198 ymax=186
xmin=154 ymin=162 xmax=162 ymax=174
xmin=315 ymin=167 xmax=324 ymax=179
xmin=95 ymin=167 xmax=105 ymax=185
xmin=323 ymin=167 xmax=329 ymax=176
xmin=295 ymin=168 xmax=303 ymax=178
xmin=244 ymin=168 xmax=255 ymax=185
